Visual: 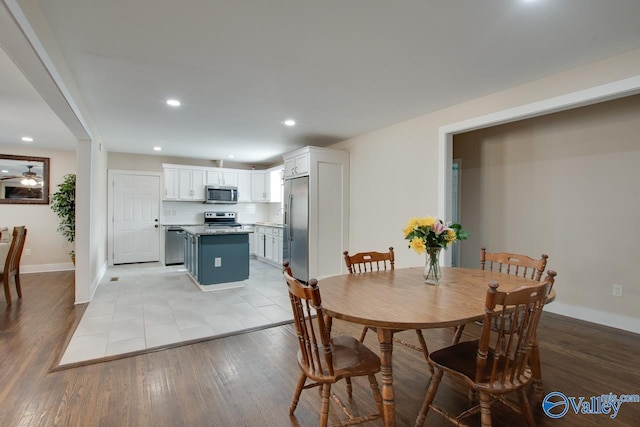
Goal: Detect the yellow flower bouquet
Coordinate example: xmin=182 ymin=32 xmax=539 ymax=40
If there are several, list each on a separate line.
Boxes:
xmin=403 ymin=216 xmax=469 ymax=284
xmin=403 ymin=216 xmax=468 ymax=253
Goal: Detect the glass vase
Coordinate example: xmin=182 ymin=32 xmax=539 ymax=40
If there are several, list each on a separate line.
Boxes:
xmin=423 ymin=247 xmax=442 ymax=285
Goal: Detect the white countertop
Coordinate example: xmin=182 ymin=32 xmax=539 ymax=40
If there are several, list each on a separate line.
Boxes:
xmin=181 ymin=225 xmax=253 ymax=235
xmin=254 ymin=222 xmax=284 ymax=228
xmin=162 ymin=222 xmax=283 ymax=228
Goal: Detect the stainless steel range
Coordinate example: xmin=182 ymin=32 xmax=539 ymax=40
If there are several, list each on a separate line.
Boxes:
xmin=204 ymin=211 xmax=242 ymax=229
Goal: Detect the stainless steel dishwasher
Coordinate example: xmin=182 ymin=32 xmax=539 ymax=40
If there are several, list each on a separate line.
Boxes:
xmin=165 ymin=227 xmax=185 ymax=265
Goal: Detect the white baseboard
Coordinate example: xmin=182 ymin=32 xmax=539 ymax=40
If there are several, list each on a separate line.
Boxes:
xmin=75 ymin=261 xmax=108 ymax=304
xmin=22 ymin=263 xmax=74 ymax=273
xmin=544 ymin=302 xmax=640 ymax=334
xmin=90 ymin=262 xmax=108 ymax=300
xmin=21 ymin=261 xmax=108 ymax=305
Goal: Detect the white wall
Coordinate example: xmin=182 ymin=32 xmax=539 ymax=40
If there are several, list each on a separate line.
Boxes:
xmin=454 ymin=94 xmax=640 ymax=325
xmin=332 ymin=47 xmax=640 ymax=331
xmin=90 ymin=141 xmax=108 ymax=299
xmin=0 ymin=144 xmax=76 ymax=271
xmin=107 ymin=152 xmax=253 ymax=172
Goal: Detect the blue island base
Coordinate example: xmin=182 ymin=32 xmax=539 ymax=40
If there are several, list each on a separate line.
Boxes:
xmin=182 ymin=229 xmax=251 ymax=287
xmin=199 ymin=234 xmax=249 ymax=285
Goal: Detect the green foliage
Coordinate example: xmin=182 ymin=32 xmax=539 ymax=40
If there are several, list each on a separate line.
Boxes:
xmin=50 ymin=174 xmax=76 ymax=245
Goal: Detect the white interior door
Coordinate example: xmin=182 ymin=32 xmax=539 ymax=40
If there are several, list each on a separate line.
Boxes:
xmin=113 ymin=173 xmax=160 ymax=264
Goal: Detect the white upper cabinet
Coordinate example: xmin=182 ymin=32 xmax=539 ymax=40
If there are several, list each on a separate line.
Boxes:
xmin=251 ymin=167 xmax=283 ymax=203
xmin=269 ymin=169 xmax=283 ymax=203
xmin=163 ymin=164 xmax=210 ymax=201
xmin=237 ymin=172 xmax=251 ymax=202
xmin=284 ymin=153 xmax=309 ymax=178
xmin=163 ymin=163 xmax=280 ymax=203
xmin=192 ymin=170 xmax=206 ymax=200
xmin=207 ymin=170 xmax=238 ymax=187
xmin=250 ymin=172 xmax=271 ymax=202
xmin=163 ymin=168 xmax=179 ymax=200
xmin=178 ymin=169 xmax=206 ymax=200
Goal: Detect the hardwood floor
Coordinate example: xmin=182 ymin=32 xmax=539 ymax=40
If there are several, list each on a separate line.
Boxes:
xmin=1 ymin=271 xmax=639 ymax=426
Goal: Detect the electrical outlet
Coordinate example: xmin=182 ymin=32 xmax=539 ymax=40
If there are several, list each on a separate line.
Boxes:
xmin=214 ymin=257 xmax=222 ymax=267
xmin=612 ymin=284 xmax=623 ymax=297
xmin=24 ymin=248 xmax=31 ymax=256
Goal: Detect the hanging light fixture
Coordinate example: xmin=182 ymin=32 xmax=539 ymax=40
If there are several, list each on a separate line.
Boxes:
xmin=21 ymin=165 xmax=38 ymax=186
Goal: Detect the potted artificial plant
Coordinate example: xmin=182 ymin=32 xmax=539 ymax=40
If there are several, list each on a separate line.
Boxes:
xmin=50 ymin=173 xmax=76 ymax=263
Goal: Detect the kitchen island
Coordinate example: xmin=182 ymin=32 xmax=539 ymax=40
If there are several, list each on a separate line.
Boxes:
xmin=181 ymin=226 xmax=252 ymax=289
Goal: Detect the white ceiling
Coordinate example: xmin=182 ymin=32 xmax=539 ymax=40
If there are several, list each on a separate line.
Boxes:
xmin=3 ymin=0 xmax=640 ymax=165
xmin=0 ymin=46 xmax=78 ymax=151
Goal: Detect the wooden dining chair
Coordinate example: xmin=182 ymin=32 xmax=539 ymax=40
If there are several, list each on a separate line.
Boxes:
xmin=453 ymin=250 xmax=549 ymax=366
xmin=343 ymin=248 xmax=432 ymax=371
xmin=476 ymin=248 xmax=549 ymax=334
xmin=454 ymin=247 xmax=550 ymax=401
xmin=343 ymin=247 xmax=395 ymax=273
xmin=480 ymin=247 xmax=548 ymax=281
xmin=283 ymin=263 xmax=384 ymax=426
xmin=416 ymin=271 xmax=556 ymax=427
xmin=2 ymin=226 xmax=28 ymax=306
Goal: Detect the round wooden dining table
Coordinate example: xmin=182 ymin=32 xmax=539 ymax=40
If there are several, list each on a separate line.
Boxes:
xmin=319 ymin=266 xmax=555 ymax=427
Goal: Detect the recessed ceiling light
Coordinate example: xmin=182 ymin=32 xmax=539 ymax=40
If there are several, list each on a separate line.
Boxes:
xmin=228 ymin=154 xmax=235 ymax=159
xmin=1 ymin=170 xmax=8 ymax=173
xmin=282 ymin=119 xmax=296 ymax=127
xmin=166 ymin=99 xmax=181 ymax=107
xmin=153 ymin=146 xmax=162 ymax=151
xmin=21 ymin=136 xmax=34 ymax=142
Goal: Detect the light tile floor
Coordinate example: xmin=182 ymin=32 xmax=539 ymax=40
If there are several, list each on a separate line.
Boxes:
xmin=60 ymin=259 xmax=291 ymax=365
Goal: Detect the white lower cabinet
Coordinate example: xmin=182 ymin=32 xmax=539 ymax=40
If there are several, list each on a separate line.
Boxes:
xmin=257 ymin=227 xmax=266 ymax=258
xmin=276 ymin=229 xmax=283 ymax=264
xmin=264 ymin=227 xmax=274 ymax=260
xmin=254 ymin=225 xmax=283 ymax=266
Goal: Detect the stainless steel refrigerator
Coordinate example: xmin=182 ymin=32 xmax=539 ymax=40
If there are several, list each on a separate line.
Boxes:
xmin=283 ymin=176 xmax=309 ymax=282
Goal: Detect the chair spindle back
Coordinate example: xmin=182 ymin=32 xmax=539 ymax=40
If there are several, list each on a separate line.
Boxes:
xmin=476 ymin=271 xmax=556 ymax=388
xmin=481 ymin=247 xmax=548 ymax=281
xmin=343 ymin=247 xmax=394 ymax=274
xmin=284 ymin=267 xmax=334 ymax=378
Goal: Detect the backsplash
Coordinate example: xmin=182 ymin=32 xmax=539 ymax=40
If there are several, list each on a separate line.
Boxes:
xmin=162 ymin=201 xmax=278 ymax=225
xmin=268 ymin=203 xmax=285 ymax=224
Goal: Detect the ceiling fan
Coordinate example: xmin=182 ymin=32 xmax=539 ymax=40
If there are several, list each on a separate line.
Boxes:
xmin=0 ymin=165 xmax=43 ymax=186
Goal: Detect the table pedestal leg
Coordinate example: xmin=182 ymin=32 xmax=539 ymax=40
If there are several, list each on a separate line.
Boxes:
xmin=377 ymin=328 xmax=395 ymax=426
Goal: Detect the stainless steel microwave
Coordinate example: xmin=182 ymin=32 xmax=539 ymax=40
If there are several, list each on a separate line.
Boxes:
xmin=205 ymin=186 xmax=238 ymax=204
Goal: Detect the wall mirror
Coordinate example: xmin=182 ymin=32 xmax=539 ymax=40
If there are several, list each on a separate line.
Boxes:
xmin=0 ymin=154 xmax=50 ymax=204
